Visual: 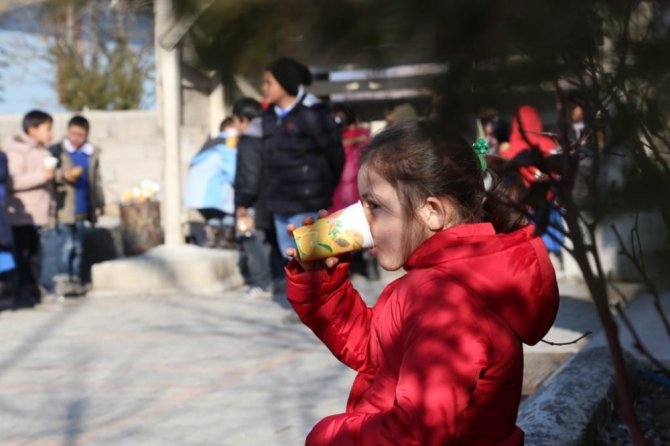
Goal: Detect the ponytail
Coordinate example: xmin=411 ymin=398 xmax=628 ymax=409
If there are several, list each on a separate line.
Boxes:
xmin=482 ymin=155 xmax=528 ymax=233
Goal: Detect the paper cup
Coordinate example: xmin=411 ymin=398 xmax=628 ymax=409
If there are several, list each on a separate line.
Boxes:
xmin=292 ymin=201 xmax=373 ymax=261
xmin=43 ymin=156 xmax=58 ymax=169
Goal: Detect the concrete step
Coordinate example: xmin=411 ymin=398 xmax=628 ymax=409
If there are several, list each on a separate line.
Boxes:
xmin=92 ymin=244 xmax=244 ymax=294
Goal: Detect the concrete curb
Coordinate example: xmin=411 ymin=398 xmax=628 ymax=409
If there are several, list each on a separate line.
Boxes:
xmin=91 ymin=244 xmax=244 ymax=293
xmin=518 ymin=346 xmax=635 ymax=446
xmin=519 ymin=291 xmax=670 ymax=445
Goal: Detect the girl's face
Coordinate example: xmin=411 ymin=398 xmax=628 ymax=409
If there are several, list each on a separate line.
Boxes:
xmin=359 ymin=166 xmax=431 ymax=271
xmin=261 ymin=71 xmax=288 ymax=105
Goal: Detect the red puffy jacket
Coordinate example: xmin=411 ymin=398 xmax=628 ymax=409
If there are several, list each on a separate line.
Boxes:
xmin=286 ymin=223 xmax=559 ymax=445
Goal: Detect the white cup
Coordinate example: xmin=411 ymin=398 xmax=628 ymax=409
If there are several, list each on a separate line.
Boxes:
xmin=43 ymin=156 xmax=58 ymax=169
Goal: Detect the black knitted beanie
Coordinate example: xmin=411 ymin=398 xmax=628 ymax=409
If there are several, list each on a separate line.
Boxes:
xmin=267 ymin=57 xmax=312 ymax=96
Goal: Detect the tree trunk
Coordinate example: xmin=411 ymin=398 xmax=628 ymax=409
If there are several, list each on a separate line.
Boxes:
xmin=119 ymin=202 xmax=164 ymax=256
xmin=564 ymin=208 xmax=649 ymax=445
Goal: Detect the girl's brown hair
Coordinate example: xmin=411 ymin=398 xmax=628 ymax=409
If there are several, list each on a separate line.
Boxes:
xmin=361 ymin=122 xmax=526 ymax=236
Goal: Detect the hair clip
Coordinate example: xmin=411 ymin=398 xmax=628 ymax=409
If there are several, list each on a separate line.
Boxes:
xmin=472 ymin=138 xmax=489 ymax=172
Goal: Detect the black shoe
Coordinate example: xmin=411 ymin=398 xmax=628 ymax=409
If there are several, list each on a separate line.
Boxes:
xmin=64 ymin=280 xmax=87 ymax=297
xmin=11 ymin=299 xmax=35 ymax=310
xmin=13 ymin=284 xmax=41 ymax=309
xmin=55 ymin=277 xmax=87 ymax=297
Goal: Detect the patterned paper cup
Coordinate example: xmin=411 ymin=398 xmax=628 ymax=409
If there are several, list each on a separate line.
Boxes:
xmin=292 ymin=201 xmax=373 ymax=261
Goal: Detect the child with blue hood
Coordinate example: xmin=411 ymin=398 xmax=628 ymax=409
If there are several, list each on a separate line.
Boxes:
xmin=184 ymin=118 xmax=238 ymax=248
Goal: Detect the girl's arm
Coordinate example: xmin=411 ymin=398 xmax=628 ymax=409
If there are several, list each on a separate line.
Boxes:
xmin=286 ymin=260 xmax=374 ymax=372
xmin=305 ymin=281 xmax=489 ymax=446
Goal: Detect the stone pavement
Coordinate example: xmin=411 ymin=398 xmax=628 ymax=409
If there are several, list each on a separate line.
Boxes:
xmin=0 ymin=273 xmax=604 ymax=446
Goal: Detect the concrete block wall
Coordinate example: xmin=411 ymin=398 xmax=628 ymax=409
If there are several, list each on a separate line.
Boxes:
xmin=560 ymin=211 xmax=669 ymax=284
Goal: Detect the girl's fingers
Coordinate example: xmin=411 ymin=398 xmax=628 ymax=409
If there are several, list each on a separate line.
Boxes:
xmin=286 ymin=212 xmax=342 ymax=271
xmin=286 ymin=247 xmax=298 ymax=258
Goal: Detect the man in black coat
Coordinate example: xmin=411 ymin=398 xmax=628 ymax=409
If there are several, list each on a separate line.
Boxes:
xmin=261 ymin=57 xmax=344 ymax=258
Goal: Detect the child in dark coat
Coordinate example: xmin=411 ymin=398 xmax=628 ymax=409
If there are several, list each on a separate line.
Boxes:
xmin=233 ymin=98 xmax=274 ymax=298
xmin=261 ymin=57 xmax=344 ymax=259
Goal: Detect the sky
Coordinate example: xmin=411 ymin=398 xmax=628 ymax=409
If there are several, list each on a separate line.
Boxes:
xmin=0 ymin=4 xmax=155 ymax=116
xmin=0 ymin=29 xmax=66 ymax=115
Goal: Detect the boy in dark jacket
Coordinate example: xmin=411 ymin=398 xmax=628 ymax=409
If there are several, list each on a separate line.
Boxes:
xmin=233 ymin=98 xmax=274 ymax=298
xmin=261 ymin=57 xmax=344 ymax=258
xmin=49 ymin=115 xmax=105 ymax=296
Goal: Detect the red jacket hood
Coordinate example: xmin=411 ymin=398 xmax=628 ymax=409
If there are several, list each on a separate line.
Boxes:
xmin=404 ymin=223 xmax=559 ymax=345
xmin=505 ymin=105 xmax=557 ymax=159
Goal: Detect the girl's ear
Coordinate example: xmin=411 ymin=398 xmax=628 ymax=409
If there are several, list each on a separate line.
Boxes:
xmin=419 ymin=197 xmax=448 ymax=232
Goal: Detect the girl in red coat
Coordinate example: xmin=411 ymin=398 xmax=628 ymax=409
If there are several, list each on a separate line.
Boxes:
xmin=285 ymin=122 xmax=559 ymax=445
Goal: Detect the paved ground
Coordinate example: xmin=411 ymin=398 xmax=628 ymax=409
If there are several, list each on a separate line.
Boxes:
xmin=0 ymin=272 xmax=608 ymax=446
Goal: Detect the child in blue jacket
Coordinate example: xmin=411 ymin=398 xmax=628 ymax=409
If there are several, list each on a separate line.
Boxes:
xmin=184 ymin=118 xmax=238 ymax=248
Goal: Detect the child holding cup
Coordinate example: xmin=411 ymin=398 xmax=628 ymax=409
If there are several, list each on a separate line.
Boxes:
xmin=4 ymin=110 xmax=55 ymax=308
xmin=285 ymin=122 xmax=559 ymax=445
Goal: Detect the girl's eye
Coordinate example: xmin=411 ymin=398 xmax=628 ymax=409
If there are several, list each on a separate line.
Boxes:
xmin=365 ymin=201 xmax=379 ymax=211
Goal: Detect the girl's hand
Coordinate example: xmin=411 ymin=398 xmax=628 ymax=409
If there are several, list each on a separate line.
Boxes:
xmin=285 ymin=209 xmax=341 ymax=271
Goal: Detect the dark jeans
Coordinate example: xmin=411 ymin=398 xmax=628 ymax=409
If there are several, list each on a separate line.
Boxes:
xmin=58 ymin=220 xmax=85 ymax=282
xmin=238 ymin=229 xmax=273 ymax=291
xmin=11 ymin=225 xmax=42 ymax=304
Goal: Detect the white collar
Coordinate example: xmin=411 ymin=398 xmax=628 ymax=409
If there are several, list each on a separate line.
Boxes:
xmin=64 ymin=138 xmax=94 ymax=156
xmin=274 ymin=86 xmax=306 ymax=117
